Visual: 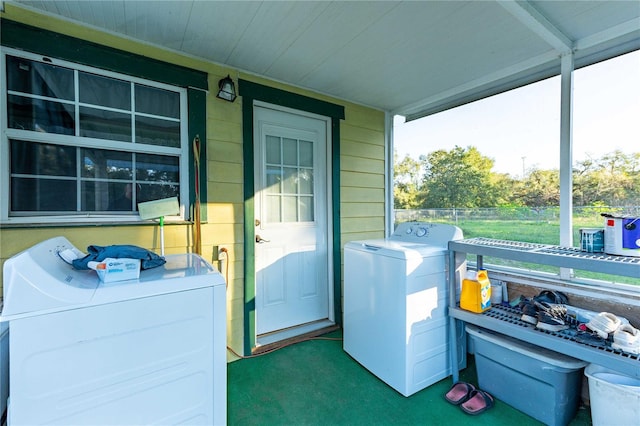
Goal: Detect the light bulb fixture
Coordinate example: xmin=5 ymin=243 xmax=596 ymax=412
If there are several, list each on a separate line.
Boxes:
xmin=216 ymin=75 xmax=237 ymax=102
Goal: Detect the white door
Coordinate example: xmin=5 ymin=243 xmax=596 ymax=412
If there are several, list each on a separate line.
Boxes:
xmin=254 ymin=104 xmax=331 ymax=336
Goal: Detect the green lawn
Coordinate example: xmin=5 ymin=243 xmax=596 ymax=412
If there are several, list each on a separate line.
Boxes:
xmin=451 ymin=217 xmax=603 ymax=244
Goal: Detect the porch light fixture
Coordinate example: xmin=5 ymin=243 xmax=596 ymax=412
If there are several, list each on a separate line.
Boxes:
xmin=216 ymin=75 xmax=237 ymax=102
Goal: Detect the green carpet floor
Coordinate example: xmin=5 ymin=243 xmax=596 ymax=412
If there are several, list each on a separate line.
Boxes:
xmin=227 ymin=330 xmax=592 ymax=425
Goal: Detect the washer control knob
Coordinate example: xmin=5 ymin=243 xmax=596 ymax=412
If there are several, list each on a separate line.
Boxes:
xmin=416 ymin=227 xmax=428 ymax=237
xmin=405 ymin=227 xmax=413 ymax=234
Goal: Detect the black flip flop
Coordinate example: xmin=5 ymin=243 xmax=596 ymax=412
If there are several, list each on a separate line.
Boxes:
xmin=444 ymin=382 xmax=476 ymax=405
xmin=460 ymin=389 xmax=494 ymax=415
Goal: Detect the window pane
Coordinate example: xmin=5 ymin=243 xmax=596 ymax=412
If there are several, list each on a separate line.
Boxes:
xmin=299 ymin=169 xmax=313 ymax=194
xmin=282 ymin=196 xmax=297 ymax=222
xmin=300 ymin=140 xmax=313 ymax=167
xmin=139 ymin=182 xmax=179 ymax=203
xmin=8 ymin=95 xmax=74 ymax=134
xmin=135 ymin=84 xmax=180 ymax=118
xmin=79 ymin=72 xmax=131 ymax=110
xmin=135 ymin=116 xmax=180 ymax=147
xmin=266 ymin=166 xmax=282 ymax=194
xmin=80 ymin=106 xmax=131 ymax=141
xmin=300 ymin=195 xmax=314 ymax=222
xmin=136 ymin=153 xmax=179 ymax=183
xmin=11 ymin=140 xmax=76 ymax=176
xmin=283 ymin=167 xmax=297 ymax=194
xmin=82 ymin=180 xmax=112 ymax=211
xmin=82 ymin=149 xmax=132 ymax=180
xmin=266 ymin=136 xmax=280 ymax=164
xmin=283 ymin=138 xmax=297 ymax=166
xmin=6 ymin=56 xmax=74 ymax=100
xmin=266 ymin=195 xmax=281 ymax=223
xmin=11 ymin=177 xmax=76 ymax=212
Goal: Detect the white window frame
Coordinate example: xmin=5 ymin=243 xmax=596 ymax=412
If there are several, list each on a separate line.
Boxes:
xmin=0 ymin=47 xmax=189 ymax=224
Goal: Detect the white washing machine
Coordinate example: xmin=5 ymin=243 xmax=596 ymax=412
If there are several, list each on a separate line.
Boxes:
xmin=0 ymin=236 xmax=226 ymax=425
xmin=343 ymin=222 xmax=466 ymax=397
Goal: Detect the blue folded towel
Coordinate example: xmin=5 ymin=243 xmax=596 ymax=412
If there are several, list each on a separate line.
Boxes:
xmin=72 ymin=245 xmax=166 ymax=270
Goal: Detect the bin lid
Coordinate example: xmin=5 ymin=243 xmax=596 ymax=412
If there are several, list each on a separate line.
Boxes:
xmin=467 ymin=325 xmax=588 ymax=369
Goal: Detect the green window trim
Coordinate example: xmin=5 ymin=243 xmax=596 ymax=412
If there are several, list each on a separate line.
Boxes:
xmin=239 ymin=79 xmax=344 ymax=355
xmin=1 ymin=18 xmax=208 ymax=222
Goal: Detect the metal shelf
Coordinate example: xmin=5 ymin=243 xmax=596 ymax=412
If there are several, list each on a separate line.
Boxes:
xmin=447 ymin=238 xmax=640 ymax=383
xmin=450 ymin=305 xmax=640 ymax=378
xmin=449 ymin=238 xmax=640 ymax=278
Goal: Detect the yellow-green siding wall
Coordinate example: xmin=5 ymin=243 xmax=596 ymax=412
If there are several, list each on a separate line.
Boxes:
xmin=0 ymin=4 xmax=386 ymax=356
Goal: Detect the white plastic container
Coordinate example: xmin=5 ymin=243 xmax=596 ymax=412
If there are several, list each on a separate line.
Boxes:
xmin=490 ymin=282 xmax=503 ymax=305
xmin=94 ymin=257 xmax=140 ymax=282
xmin=585 ymin=364 xmax=640 ymax=426
xmin=603 ymin=215 xmax=640 ymax=257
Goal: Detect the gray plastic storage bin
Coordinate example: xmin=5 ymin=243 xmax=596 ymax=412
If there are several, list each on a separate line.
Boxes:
xmin=467 ymin=325 xmax=587 ymax=426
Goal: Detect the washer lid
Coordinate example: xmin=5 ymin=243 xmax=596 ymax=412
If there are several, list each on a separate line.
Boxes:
xmin=345 ymin=239 xmax=446 ymax=259
xmin=1 ymin=236 xmax=224 ymax=321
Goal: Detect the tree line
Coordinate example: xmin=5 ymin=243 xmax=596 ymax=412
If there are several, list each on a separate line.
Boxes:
xmin=394 ymin=146 xmax=640 ymax=209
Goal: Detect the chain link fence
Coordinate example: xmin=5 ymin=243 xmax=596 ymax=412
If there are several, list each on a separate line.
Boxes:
xmin=394 ymin=206 xmax=640 ymax=225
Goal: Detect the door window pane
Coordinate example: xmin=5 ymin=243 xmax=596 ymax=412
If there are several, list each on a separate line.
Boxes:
xmin=266 ymin=195 xmax=281 ymax=222
xmin=283 ymin=138 xmax=297 ymax=166
xmin=283 ymin=167 xmax=298 ymax=194
xmin=300 ymin=140 xmax=313 ymax=167
xmin=299 ymin=169 xmax=313 ymax=194
xmin=266 ymin=136 xmax=281 ymax=164
xmin=266 ymin=166 xmax=282 ymax=193
xmin=282 ymin=196 xmax=298 ymax=222
xmin=300 ymin=196 xmax=314 ymax=221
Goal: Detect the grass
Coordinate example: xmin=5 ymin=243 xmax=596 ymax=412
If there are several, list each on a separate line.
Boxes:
xmin=451 ymin=217 xmax=602 ymax=244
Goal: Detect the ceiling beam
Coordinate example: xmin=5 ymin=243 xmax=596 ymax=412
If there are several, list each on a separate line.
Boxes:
xmin=576 ymin=17 xmax=640 ymax=51
xmin=497 ymin=0 xmax=573 ymax=54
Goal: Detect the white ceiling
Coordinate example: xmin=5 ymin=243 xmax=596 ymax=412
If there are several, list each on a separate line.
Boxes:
xmin=9 ymin=1 xmax=640 ymax=119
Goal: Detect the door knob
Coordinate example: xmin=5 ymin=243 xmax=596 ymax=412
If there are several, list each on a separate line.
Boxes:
xmin=256 ymin=234 xmax=270 ymax=243
xmin=255 ymin=219 xmax=261 ymax=227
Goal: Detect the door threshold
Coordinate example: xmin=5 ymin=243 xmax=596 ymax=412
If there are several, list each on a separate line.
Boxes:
xmin=255 ymin=320 xmax=338 ymax=354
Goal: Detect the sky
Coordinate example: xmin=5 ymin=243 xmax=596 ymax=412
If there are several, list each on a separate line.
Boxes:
xmin=393 ymin=50 xmax=640 ymax=178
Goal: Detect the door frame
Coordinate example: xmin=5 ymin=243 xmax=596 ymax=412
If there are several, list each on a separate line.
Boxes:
xmin=239 ymin=80 xmax=345 ymax=355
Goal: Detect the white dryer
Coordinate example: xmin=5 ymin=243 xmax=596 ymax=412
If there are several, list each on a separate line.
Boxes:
xmin=343 ymin=222 xmax=466 ymax=397
xmin=1 ymin=236 xmax=226 ymax=425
